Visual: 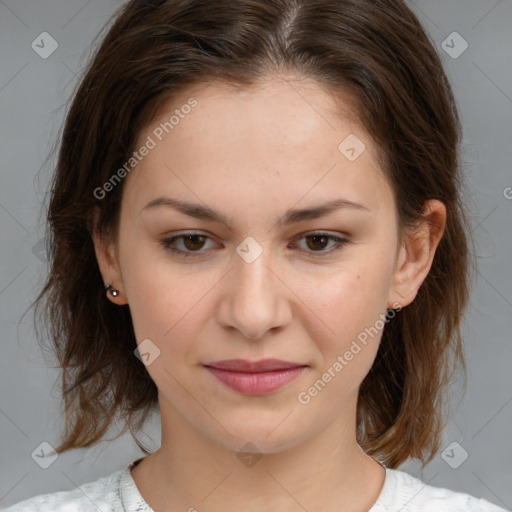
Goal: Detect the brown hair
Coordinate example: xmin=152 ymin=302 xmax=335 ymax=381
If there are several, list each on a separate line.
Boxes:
xmin=34 ymin=0 xmax=473 ymax=467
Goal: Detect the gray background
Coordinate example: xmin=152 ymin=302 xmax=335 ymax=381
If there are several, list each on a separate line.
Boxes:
xmin=1 ymin=0 xmax=511 ymax=509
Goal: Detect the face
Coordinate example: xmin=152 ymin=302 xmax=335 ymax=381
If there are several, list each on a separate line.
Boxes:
xmin=97 ymin=75 xmax=412 ymax=454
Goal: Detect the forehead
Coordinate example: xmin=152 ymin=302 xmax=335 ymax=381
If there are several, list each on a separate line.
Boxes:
xmin=155 ymin=75 xmax=364 ymax=147
xmin=122 ymin=75 xmax=394 ymax=221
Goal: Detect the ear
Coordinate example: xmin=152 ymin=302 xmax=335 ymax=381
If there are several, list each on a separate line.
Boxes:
xmin=91 ymin=208 xmax=128 ymax=305
xmin=387 ymin=199 xmax=446 ymax=308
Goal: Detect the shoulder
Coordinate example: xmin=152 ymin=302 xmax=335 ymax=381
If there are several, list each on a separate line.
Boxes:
xmin=1 ymin=468 xmax=125 ymax=512
xmin=373 ymin=468 xmax=509 ymax=512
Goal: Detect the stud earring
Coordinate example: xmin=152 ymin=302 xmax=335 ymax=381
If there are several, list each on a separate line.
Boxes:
xmin=105 ymin=284 xmax=119 ymax=297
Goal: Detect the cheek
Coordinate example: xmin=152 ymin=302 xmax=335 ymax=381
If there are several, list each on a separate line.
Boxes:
xmin=118 ymin=237 xmax=201 ymax=344
xmin=295 ymin=254 xmax=393 ymax=375
xmin=302 ymin=260 xmax=391 ymax=332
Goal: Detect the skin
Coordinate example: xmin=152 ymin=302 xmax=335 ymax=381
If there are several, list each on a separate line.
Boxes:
xmin=93 ymin=73 xmax=446 ymax=512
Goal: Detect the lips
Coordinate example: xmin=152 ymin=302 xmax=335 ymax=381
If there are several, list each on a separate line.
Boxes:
xmin=204 ymin=358 xmax=305 ymax=372
xmin=203 ymin=359 xmax=308 ymax=395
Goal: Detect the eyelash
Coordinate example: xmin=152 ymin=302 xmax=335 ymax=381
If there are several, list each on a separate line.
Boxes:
xmin=159 ymin=231 xmax=349 ymax=259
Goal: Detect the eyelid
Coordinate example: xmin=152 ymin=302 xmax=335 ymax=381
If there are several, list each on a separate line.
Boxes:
xmin=159 ymin=230 xmax=220 ymax=258
xmin=290 ymin=231 xmax=350 ymax=257
xmin=159 ymin=230 xmax=350 ymax=258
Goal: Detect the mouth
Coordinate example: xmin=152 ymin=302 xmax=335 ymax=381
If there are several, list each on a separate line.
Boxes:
xmin=203 ymin=359 xmax=308 ymax=395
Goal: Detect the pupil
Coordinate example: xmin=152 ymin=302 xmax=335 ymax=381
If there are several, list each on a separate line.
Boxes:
xmin=308 ymin=235 xmax=327 ymax=251
xmin=185 ymin=235 xmax=204 ymax=250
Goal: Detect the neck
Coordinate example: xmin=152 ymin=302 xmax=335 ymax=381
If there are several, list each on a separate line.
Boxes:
xmin=131 ymin=395 xmax=386 ymax=512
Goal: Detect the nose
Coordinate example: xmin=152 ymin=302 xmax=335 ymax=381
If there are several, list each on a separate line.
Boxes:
xmin=216 ymin=243 xmax=293 ymax=341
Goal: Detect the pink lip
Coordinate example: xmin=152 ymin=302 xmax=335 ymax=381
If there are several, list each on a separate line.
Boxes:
xmin=204 ymin=359 xmax=307 ymax=395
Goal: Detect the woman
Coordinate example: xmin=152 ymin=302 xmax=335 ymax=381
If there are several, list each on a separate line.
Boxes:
xmin=4 ymin=0 xmax=507 ymax=510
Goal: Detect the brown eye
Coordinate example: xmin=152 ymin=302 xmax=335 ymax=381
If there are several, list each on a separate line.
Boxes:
xmin=305 ymin=234 xmax=331 ymax=251
xmin=293 ymin=232 xmax=349 ymax=257
xmin=182 ymin=234 xmax=207 ymax=251
xmin=160 ymin=232 xmax=218 ymax=258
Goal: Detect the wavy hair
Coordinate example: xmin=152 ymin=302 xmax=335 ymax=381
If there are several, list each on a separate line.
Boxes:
xmin=34 ymin=0 xmax=474 ymax=467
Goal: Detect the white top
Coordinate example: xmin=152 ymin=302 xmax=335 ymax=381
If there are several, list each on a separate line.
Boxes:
xmin=2 ymin=458 xmax=508 ymax=512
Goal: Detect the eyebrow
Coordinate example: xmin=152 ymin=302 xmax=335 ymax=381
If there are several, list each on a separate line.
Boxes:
xmin=141 ymin=196 xmax=370 ymax=227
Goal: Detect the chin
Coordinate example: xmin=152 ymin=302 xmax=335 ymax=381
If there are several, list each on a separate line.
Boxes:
xmin=208 ymin=418 xmax=310 ymax=455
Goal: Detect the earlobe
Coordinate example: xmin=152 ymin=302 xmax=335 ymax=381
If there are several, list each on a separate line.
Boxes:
xmin=387 ymin=199 xmax=446 ymax=308
xmin=91 ymin=211 xmax=128 ymax=305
